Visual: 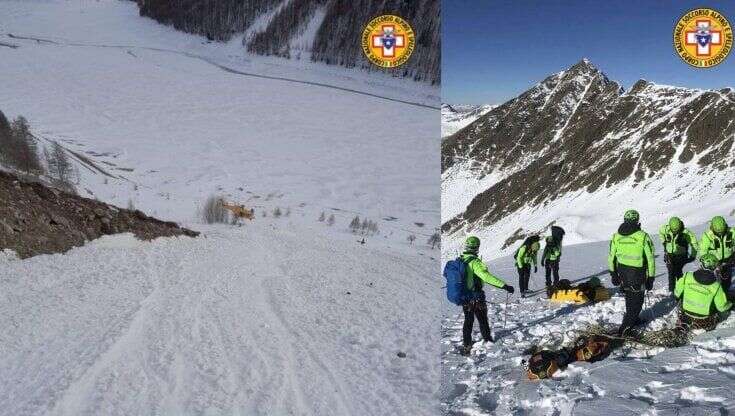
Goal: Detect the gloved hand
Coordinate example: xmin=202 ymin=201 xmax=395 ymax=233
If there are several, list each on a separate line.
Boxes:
xmin=645 ymin=278 xmax=654 ymax=291
xmin=610 ymin=270 xmax=621 ymax=286
xmin=534 ymin=266 xmax=538 ymax=273
xmin=503 ymin=284 xmax=515 ymax=294
xmin=541 ymin=259 xmax=546 ymax=267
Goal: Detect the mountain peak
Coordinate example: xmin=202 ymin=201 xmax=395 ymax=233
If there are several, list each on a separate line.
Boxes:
xmin=629 ymin=79 xmax=651 ymax=94
xmin=568 ymin=58 xmax=599 ymax=74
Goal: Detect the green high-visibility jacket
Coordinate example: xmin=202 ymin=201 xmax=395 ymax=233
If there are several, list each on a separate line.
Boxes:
xmin=515 ymin=245 xmax=538 ymax=269
xmin=542 ymin=237 xmax=562 ymax=262
xmin=608 ymin=229 xmax=655 ymax=278
xmin=698 ymin=229 xmax=735 ymax=263
xmin=674 ymin=270 xmax=732 ymax=317
xmin=658 ymin=225 xmax=697 ymax=257
xmin=461 ymin=253 xmax=506 ymax=290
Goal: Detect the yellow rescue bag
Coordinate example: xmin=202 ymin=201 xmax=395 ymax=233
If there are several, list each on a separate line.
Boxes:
xmin=550 ymin=286 xmax=610 ymax=304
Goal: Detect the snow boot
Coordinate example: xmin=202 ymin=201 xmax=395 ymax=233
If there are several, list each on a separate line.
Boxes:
xmin=459 ymin=345 xmax=472 ymax=356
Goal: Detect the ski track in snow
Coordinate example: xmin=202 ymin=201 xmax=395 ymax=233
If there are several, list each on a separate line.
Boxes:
xmin=441 ymin=236 xmax=735 ymax=415
xmin=1 ymin=223 xmax=440 ymax=416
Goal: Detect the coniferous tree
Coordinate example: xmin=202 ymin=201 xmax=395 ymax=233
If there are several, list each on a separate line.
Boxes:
xmin=9 ymin=116 xmax=43 ymax=175
xmin=45 ymin=141 xmax=76 ymax=190
xmin=349 ymin=215 xmax=361 ymax=233
xmin=428 ymin=232 xmax=440 ymax=249
xmin=0 ymin=110 xmax=13 ymax=166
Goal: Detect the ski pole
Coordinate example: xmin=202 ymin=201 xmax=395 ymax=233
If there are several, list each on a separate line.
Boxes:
xmin=502 ymin=292 xmax=510 ymax=329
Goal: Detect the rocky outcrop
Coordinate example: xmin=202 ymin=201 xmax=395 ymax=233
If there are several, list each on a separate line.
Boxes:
xmin=0 ymin=170 xmax=198 ymax=259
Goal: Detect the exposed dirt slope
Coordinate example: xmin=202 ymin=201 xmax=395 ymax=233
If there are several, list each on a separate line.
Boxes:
xmin=0 ymin=171 xmax=198 ymax=258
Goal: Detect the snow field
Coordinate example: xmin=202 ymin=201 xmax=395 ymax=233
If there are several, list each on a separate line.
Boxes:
xmin=442 ymin=223 xmax=735 ymax=415
xmin=1 ymin=221 xmax=441 ymax=416
xmin=0 ymin=0 xmax=439 ymax=243
xmin=0 ymin=1 xmax=441 ymax=415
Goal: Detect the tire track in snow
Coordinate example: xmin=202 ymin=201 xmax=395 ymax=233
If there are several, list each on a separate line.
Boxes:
xmin=6 ymin=32 xmax=439 ymax=110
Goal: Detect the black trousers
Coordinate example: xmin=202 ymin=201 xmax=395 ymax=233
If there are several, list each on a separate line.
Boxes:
xmin=618 ymin=264 xmax=646 ymax=335
xmin=517 ymin=265 xmax=531 ymax=293
xmin=545 ymin=260 xmax=560 ymax=287
xmin=720 ymin=264 xmax=733 ymax=292
xmin=665 ymin=254 xmax=687 ymax=292
xmin=462 ymin=300 xmax=492 ymax=346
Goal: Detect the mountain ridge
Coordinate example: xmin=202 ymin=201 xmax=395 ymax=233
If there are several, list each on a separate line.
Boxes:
xmin=442 ymin=59 xmax=735 ymax=255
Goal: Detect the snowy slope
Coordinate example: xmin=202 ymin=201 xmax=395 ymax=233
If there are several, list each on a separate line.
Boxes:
xmin=0 ymin=1 xmax=440 ymax=415
xmin=1 ymin=221 xmax=440 ymax=416
xmin=441 ymin=218 xmax=735 ymax=415
xmin=441 ymin=104 xmax=495 ymax=138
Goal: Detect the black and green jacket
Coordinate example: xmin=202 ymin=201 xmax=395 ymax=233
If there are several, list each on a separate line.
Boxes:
xmin=542 ymin=236 xmax=562 ymax=263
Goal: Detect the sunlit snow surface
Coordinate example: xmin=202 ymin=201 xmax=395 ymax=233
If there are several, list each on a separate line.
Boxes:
xmin=0 ymin=1 xmax=440 ymax=415
xmin=442 ymin=221 xmax=735 ymax=415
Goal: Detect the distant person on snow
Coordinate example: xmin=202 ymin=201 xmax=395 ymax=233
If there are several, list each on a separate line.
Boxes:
xmin=608 ymin=209 xmax=655 ymax=337
xmin=458 ymin=236 xmax=514 ymax=356
xmin=515 ymin=236 xmax=540 ymax=297
xmin=698 ymin=216 xmax=735 ymax=291
xmin=674 ymin=253 xmax=732 ymax=331
xmin=659 ymin=217 xmax=697 ymax=293
xmin=541 ymin=227 xmax=565 ymax=291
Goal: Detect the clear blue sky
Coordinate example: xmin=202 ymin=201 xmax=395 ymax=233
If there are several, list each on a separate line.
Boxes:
xmin=443 ymin=0 xmax=735 ymax=104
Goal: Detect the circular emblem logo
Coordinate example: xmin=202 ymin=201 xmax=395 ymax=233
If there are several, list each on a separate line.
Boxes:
xmin=674 ymin=8 xmax=732 ymax=68
xmin=361 ymin=15 xmax=415 ymax=68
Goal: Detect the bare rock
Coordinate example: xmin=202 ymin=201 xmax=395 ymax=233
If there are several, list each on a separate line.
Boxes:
xmin=0 ymin=170 xmax=199 ymax=259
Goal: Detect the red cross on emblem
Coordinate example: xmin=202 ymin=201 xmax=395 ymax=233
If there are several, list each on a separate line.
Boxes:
xmin=372 ymin=24 xmax=405 ymax=58
xmin=685 ymin=19 xmax=722 ymax=57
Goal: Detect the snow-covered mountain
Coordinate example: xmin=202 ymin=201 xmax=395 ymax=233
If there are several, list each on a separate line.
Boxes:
xmin=441 ymin=103 xmax=496 ymax=138
xmin=442 ymin=59 xmax=735 ymax=258
xmin=0 ymin=2 xmax=439 ymax=415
